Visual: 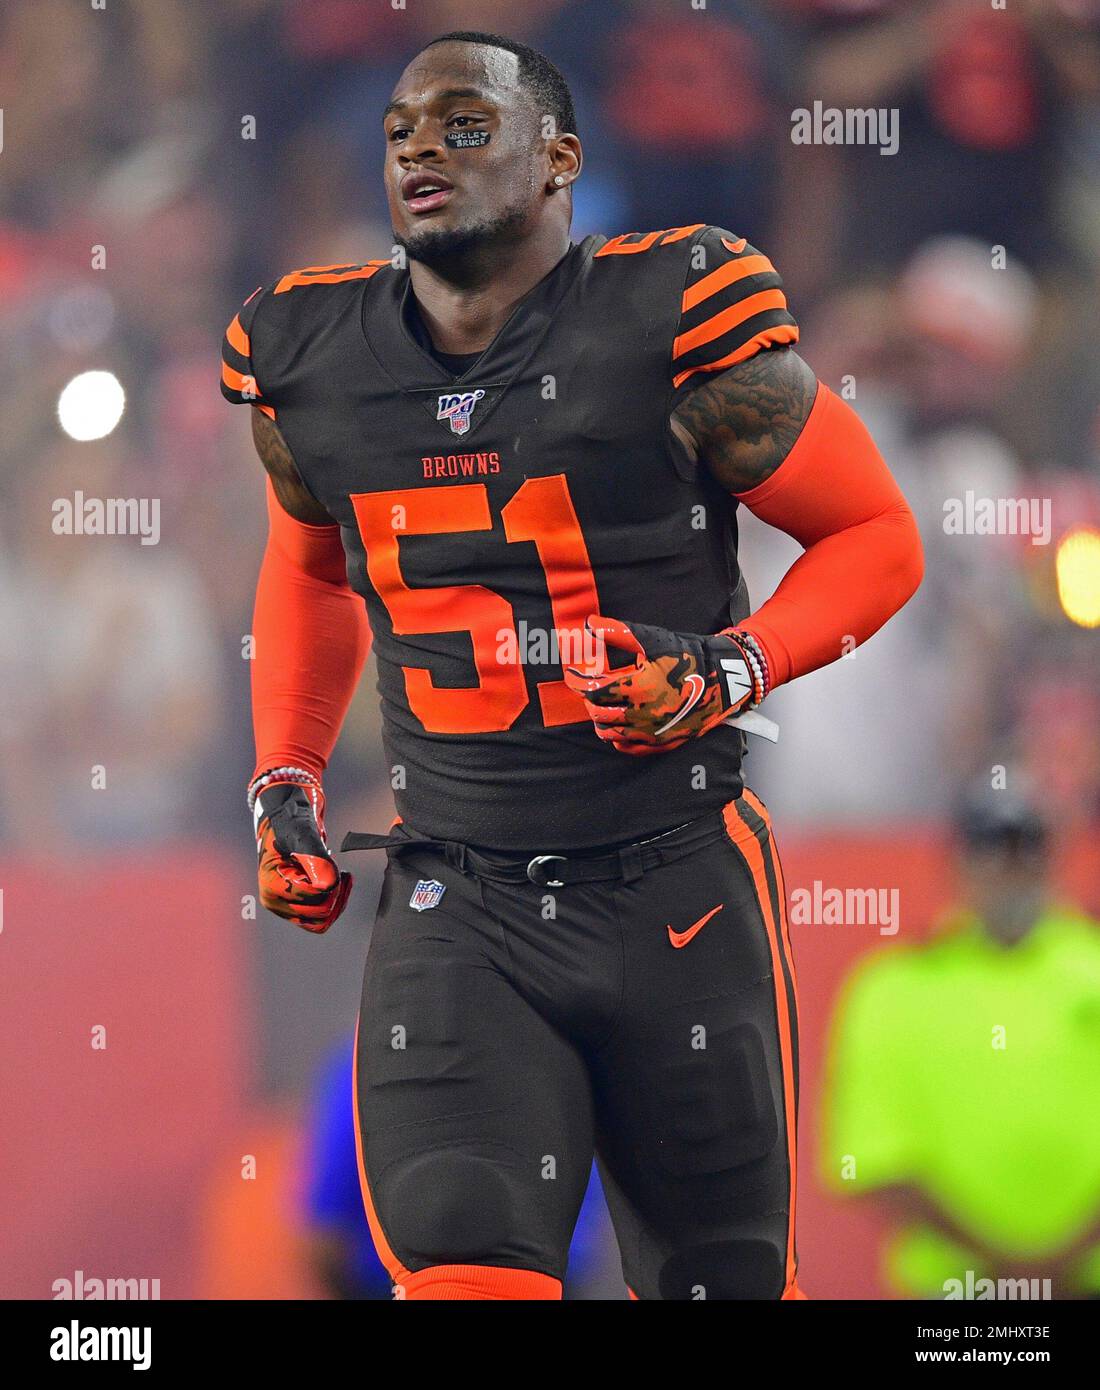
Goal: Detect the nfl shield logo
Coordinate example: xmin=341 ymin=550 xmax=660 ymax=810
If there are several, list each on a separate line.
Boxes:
xmin=437 ymin=389 xmax=486 ymax=436
xmin=409 ymin=879 xmax=446 ymax=912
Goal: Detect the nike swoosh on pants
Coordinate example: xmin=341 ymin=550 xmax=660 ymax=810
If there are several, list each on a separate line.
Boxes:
xmin=667 ymin=903 xmax=724 ymax=948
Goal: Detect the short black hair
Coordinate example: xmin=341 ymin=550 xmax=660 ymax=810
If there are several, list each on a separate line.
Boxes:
xmin=421 ymin=30 xmax=577 ymax=139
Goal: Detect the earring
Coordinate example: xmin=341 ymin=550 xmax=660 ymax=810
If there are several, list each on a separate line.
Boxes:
xmin=554 ymin=175 xmax=565 ymax=186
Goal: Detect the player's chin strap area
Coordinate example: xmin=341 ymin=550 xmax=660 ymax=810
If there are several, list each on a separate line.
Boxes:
xmin=342 ymin=812 xmax=734 ymax=889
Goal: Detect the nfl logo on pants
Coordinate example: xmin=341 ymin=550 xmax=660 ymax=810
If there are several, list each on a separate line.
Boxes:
xmin=409 ymin=879 xmax=446 ymax=912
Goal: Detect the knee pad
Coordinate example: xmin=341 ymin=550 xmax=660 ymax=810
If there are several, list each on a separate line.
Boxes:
xmin=657 ymin=1239 xmax=785 ymax=1300
xmin=654 ymin=1018 xmax=779 ymax=1180
xmin=382 ymin=1149 xmax=519 ymax=1265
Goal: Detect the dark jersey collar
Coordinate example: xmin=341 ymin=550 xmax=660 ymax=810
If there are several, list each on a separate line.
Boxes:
xmin=404 ymin=297 xmax=482 ymax=379
xmin=361 ymin=237 xmax=596 ymax=402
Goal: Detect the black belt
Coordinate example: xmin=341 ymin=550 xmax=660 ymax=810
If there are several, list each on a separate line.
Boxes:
xmin=341 ymin=811 xmax=728 ymax=888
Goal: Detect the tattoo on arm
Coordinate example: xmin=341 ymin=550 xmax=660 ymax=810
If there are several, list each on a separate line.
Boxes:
xmin=671 ymin=348 xmax=818 ymax=494
xmin=251 ymin=408 xmax=337 ymax=526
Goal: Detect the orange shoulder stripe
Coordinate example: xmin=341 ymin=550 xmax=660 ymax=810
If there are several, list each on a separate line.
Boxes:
xmin=221 ymin=360 xmax=261 ymax=396
xmin=682 ymin=254 xmax=776 ymax=314
xmin=225 ymin=314 xmax=250 ymax=357
xmin=672 ymin=323 xmax=799 ymax=389
xmin=673 ymin=288 xmax=788 ymax=359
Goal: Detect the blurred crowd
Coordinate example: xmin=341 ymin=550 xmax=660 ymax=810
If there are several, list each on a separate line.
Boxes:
xmin=2 ymin=0 xmax=1098 ymax=850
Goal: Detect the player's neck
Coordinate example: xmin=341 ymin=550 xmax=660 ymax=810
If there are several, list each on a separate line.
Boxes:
xmin=408 ymin=225 xmax=571 ymax=356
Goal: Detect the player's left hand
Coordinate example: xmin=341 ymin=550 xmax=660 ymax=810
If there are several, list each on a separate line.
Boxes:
xmin=563 ymin=614 xmax=766 ymax=756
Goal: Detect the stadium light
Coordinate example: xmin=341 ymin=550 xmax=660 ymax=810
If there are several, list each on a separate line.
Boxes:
xmin=1056 ymin=525 xmax=1100 ymax=629
xmin=57 ymin=370 xmax=126 ymax=442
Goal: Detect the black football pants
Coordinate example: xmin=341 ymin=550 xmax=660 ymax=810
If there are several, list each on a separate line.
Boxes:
xmin=351 ymin=788 xmax=802 ymax=1300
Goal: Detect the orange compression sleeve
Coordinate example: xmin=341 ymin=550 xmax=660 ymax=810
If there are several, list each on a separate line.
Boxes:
xmin=734 ymin=382 xmax=923 ymax=690
xmin=251 ymin=478 xmax=371 ymax=780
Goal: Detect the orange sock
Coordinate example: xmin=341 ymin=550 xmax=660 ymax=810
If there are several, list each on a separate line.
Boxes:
xmin=396 ymin=1264 xmax=562 ymax=1301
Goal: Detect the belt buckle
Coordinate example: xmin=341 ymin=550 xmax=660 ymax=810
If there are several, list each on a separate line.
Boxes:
xmin=526 ymin=854 xmax=567 ymax=888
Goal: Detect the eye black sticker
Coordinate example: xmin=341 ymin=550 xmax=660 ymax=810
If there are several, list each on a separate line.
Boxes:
xmin=445 ymin=130 xmax=491 ymax=148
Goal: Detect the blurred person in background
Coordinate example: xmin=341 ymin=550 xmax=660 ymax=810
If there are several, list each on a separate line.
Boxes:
xmin=822 ymin=779 xmax=1100 ymax=1298
xmin=781 ymin=0 xmax=1100 ymax=279
xmin=573 ymin=0 xmax=799 ymax=237
xmin=749 ymin=234 xmax=1042 ymax=823
xmin=0 ymin=439 xmax=222 ymax=848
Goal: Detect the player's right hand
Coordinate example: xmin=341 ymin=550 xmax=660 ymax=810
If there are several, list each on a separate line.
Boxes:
xmin=563 ymin=615 xmax=766 ymax=756
xmin=252 ymin=778 xmax=352 ymax=933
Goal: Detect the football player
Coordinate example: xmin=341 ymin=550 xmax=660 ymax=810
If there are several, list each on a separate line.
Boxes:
xmin=223 ymin=31 xmax=923 ymax=1301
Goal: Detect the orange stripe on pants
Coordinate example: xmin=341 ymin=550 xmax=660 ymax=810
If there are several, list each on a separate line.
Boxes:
xmin=741 ymin=787 xmax=802 ymax=1037
xmin=721 ymin=793 xmax=801 ymax=1297
xmin=351 ymin=1017 xmax=410 ymax=1290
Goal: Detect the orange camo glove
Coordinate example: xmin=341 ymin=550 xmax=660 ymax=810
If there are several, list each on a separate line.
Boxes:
xmin=563 ymin=615 xmax=767 ymax=756
xmin=252 ymin=777 xmax=352 ymax=933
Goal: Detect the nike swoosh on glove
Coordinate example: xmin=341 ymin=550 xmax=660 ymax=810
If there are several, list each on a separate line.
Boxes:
xmin=253 ymin=780 xmax=352 ymax=932
xmin=563 ymin=614 xmax=766 ymax=756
